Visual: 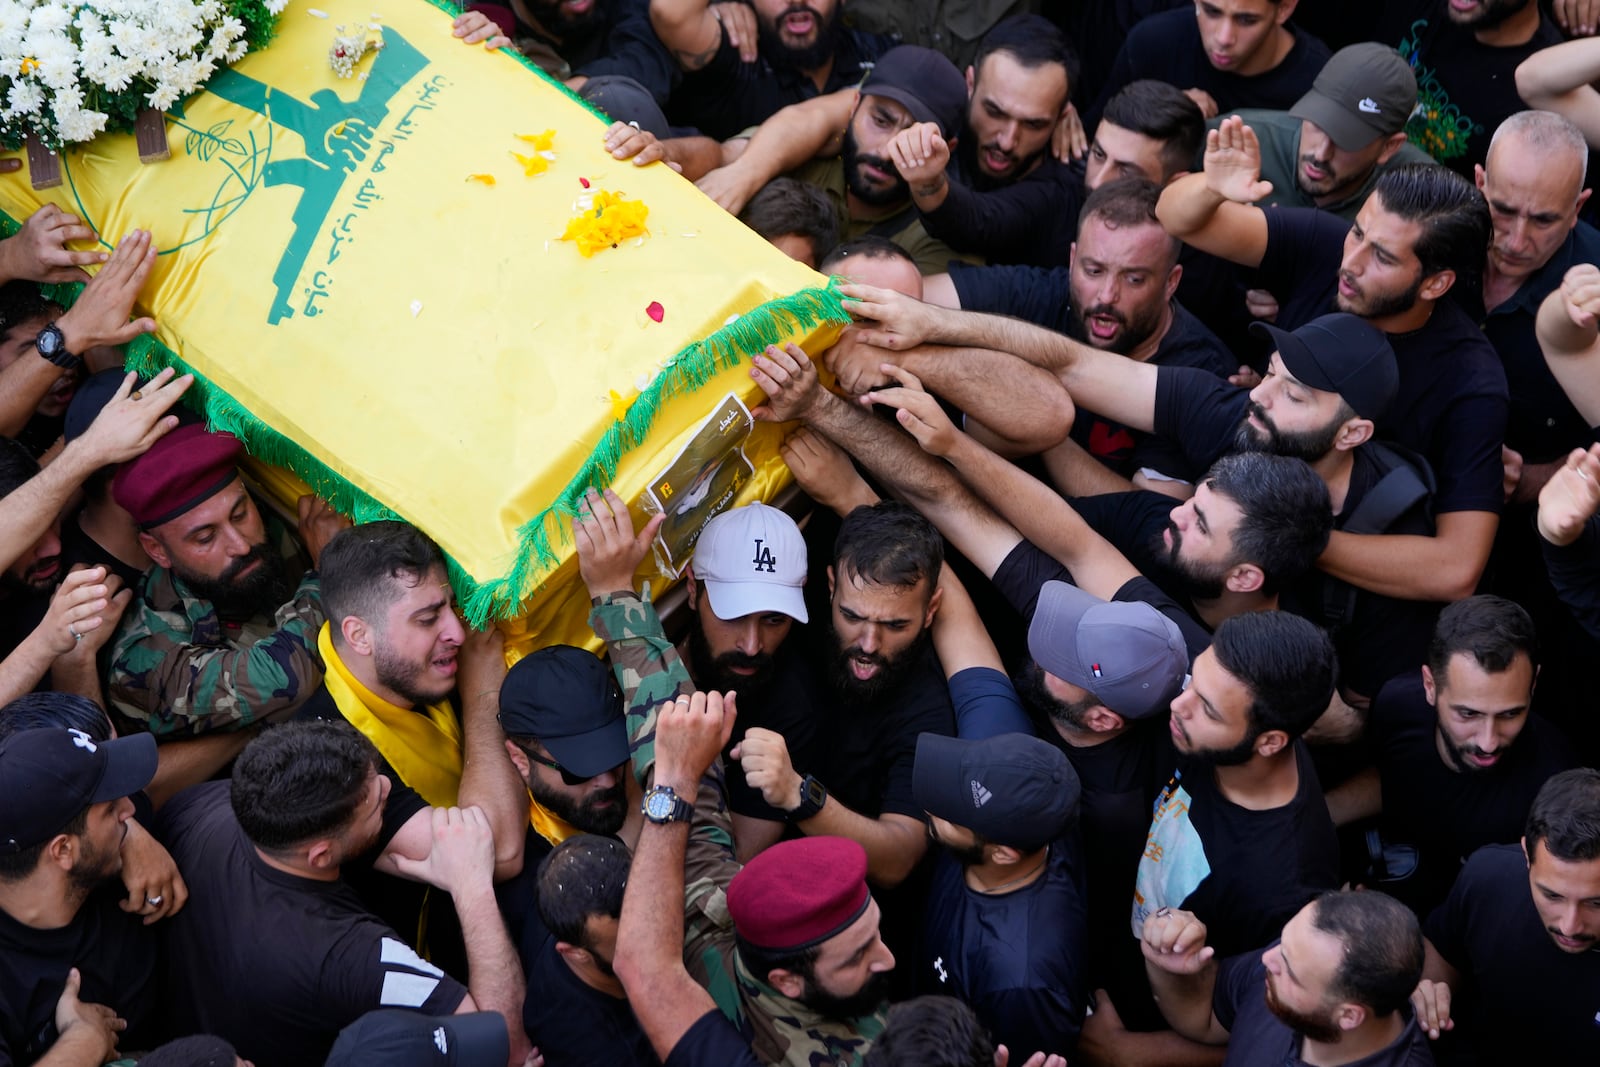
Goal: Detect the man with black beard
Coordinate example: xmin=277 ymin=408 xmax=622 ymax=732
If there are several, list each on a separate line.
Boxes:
xmin=678 ymin=503 xmax=823 ymax=860
xmin=1377 ymin=0 xmax=1562 ymax=176
xmin=736 ymin=501 xmax=955 ymax=890
xmin=1144 ymin=890 xmax=1433 ymax=1066
xmin=107 ymin=424 xmax=349 ymax=737
xmin=649 ymin=0 xmax=894 ymax=140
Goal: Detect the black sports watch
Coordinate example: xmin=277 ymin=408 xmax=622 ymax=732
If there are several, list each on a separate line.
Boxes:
xmin=34 ymin=322 xmax=82 ymax=371
xmin=789 ymin=774 xmax=828 ymax=821
xmin=641 ymin=785 xmax=693 ymax=825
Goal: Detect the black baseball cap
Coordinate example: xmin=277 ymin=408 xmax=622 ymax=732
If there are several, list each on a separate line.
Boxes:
xmin=859 ymin=46 xmax=968 ymax=140
xmin=0 ymin=727 xmax=156 ymax=854
xmin=325 ymin=1010 xmax=509 ymax=1067
xmin=497 ymin=645 xmax=627 ymax=777
xmin=63 ymin=368 xmax=134 ymax=443
xmin=1289 ymin=43 xmax=1417 ymax=151
xmin=1249 ymin=313 xmax=1399 ymax=422
xmin=913 ymin=732 xmax=1081 ymax=852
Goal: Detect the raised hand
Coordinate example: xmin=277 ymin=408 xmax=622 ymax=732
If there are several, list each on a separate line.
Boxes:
xmin=390 ymin=805 xmax=498 ymax=895
xmin=749 ymin=343 xmax=823 ymax=423
xmin=1538 ymin=443 xmax=1600 ymax=546
xmin=54 ymin=230 xmax=158 ymax=354
xmin=1140 ymin=907 xmax=1214 ymax=974
xmin=861 ymin=364 xmax=962 ymax=458
xmin=296 ymin=496 xmax=351 ymax=570
xmin=836 ymin=282 xmax=948 ymax=350
xmin=38 ymin=567 xmax=120 ymax=657
xmin=452 ymin=10 xmax=511 ymax=50
xmin=1204 ymin=116 xmax=1273 ymax=204
xmin=656 ymin=689 xmax=738 ymax=786
xmin=74 ymin=368 xmax=193 ymax=466
xmin=574 ymin=487 xmax=664 ymax=598
xmin=0 ymin=204 xmax=107 ymax=284
xmin=886 ymin=122 xmax=951 ymax=191
xmin=1559 ymin=262 xmax=1600 ymax=330
xmin=603 ymin=121 xmax=682 ymax=172
xmin=781 ymin=427 xmax=876 ymax=515
xmin=731 ymin=726 xmax=800 ymax=811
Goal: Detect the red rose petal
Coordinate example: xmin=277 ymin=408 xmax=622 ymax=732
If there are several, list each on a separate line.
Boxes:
xmin=579 ymin=177 xmax=591 ymax=188
xmin=646 ymin=301 xmax=664 ymax=322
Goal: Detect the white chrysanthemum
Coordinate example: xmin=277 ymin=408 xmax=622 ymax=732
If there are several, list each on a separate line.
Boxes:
xmin=56 ymin=102 xmax=107 ymax=142
xmin=6 ymin=80 xmax=43 ymax=117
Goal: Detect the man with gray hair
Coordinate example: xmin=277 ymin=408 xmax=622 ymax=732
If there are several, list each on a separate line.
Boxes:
xmin=1472 ymin=110 xmax=1600 ymax=507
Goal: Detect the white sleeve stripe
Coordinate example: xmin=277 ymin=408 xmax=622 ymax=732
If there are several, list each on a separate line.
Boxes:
xmin=380 ymin=971 xmax=442 ymax=1008
xmin=380 ymin=936 xmax=445 ymax=977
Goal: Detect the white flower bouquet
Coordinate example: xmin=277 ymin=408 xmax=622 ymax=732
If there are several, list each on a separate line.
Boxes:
xmin=0 ymin=0 xmax=287 ymax=148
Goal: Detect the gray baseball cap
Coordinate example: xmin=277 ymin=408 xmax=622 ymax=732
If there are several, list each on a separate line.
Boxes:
xmin=1027 ymin=582 xmax=1188 ymax=720
xmin=1289 ymin=43 xmax=1417 ymax=151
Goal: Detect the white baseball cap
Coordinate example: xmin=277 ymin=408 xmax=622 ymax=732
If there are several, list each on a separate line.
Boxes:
xmin=691 ymin=503 xmax=808 ymax=623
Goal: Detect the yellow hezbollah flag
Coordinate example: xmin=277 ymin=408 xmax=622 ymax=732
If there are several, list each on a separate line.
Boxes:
xmin=0 ymin=0 xmax=846 ymax=654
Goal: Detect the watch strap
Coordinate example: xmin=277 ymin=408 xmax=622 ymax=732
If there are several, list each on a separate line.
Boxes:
xmin=642 ymin=785 xmax=693 ymax=824
xmin=790 ymin=774 xmax=827 ymax=821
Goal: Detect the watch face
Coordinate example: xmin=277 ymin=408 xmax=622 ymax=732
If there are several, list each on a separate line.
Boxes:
xmin=35 ymin=327 xmax=60 ymax=357
xmin=644 ymin=789 xmax=675 ymax=820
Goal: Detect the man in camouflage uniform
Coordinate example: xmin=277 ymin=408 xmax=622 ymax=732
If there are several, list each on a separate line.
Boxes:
xmin=575 ymin=486 xmax=892 ymax=1066
xmin=107 ymin=423 xmax=349 ymax=736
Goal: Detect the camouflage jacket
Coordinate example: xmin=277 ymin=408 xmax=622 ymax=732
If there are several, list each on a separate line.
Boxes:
xmin=108 ymin=566 xmax=326 ymax=737
xmin=590 ymin=589 xmax=885 ymax=1067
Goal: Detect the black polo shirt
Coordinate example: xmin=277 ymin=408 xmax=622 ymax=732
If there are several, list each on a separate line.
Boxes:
xmin=1258 ymin=208 xmax=1509 ymax=516
xmin=921 ymin=155 xmax=1082 ymax=268
xmin=666 ymin=26 xmax=893 ymax=141
xmin=1213 ymin=948 xmax=1435 ymax=1066
xmin=156 ymin=781 xmax=463 ymax=1067
xmin=1371 ymin=673 xmax=1575 ymax=914
xmin=523 ymin=933 xmax=659 ymax=1066
xmin=1466 ymin=222 xmax=1600 ymax=464
xmin=1425 ymin=843 xmax=1600 ymax=1063
xmin=665 ymin=1009 xmax=762 ymax=1067
xmin=0 ymin=885 xmax=160 ymax=1065
xmin=1090 ymin=8 xmax=1330 ymax=126
xmin=1381 ymin=0 xmax=1563 ymax=176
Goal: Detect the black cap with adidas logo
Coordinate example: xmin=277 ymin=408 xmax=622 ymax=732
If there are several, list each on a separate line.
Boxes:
xmin=912 ymin=732 xmax=1081 ymax=853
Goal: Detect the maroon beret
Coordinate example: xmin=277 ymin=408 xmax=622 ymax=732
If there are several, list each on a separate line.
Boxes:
xmin=113 ymin=423 xmax=245 ymax=529
xmin=727 ymin=837 xmax=870 ymax=951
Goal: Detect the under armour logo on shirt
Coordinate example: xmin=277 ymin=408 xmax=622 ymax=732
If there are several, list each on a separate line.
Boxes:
xmin=934 ymin=957 xmax=948 ymax=983
xmin=1358 ymin=97 xmax=1382 ymax=114
xmin=751 ymin=539 xmax=777 ymax=573
xmin=68 ymin=729 xmax=96 ymax=753
xmin=971 ymin=781 xmax=992 ymax=807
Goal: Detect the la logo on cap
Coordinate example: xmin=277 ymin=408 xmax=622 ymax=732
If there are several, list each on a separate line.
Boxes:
xmin=752 ymin=538 xmax=777 ymax=573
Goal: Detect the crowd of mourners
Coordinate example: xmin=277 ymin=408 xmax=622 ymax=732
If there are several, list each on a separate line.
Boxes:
xmin=7 ymin=0 xmax=1600 ymax=1064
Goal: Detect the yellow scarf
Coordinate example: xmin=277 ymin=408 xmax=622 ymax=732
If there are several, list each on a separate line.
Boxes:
xmin=316 ymin=624 xmax=463 ymax=808
xmin=528 ymin=793 xmax=583 ymax=847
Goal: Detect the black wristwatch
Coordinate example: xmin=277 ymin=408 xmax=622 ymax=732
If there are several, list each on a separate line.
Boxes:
xmin=789 ymin=774 xmax=828 ymax=821
xmin=34 ymin=322 xmax=82 ymax=371
xmin=641 ymin=785 xmax=693 ymax=825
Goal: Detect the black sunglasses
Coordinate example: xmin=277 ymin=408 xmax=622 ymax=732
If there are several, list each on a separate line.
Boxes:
xmin=518 ymin=745 xmax=599 ymax=787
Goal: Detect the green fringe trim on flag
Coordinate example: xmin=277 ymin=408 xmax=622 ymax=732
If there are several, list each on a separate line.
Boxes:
xmin=1 ymin=207 xmax=850 ymax=623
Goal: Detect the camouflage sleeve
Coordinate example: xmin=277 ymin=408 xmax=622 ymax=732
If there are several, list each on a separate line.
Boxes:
xmin=590 ymin=589 xmax=744 ymax=1018
xmin=109 ymin=573 xmax=327 ymax=737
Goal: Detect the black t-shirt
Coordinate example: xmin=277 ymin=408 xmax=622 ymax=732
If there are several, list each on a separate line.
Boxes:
xmin=1259 ymin=209 xmax=1510 ymax=515
xmin=56 ymin=514 xmax=145 ymax=592
xmin=919 ymin=839 xmax=1089 ymax=1059
xmin=921 ymin=155 xmax=1082 ymax=268
xmin=664 ymin=1008 xmax=761 ymax=1067
xmin=1471 ymin=222 xmax=1600 ymax=463
xmin=666 ymin=26 xmax=893 ymax=140
xmin=523 ymin=934 xmax=659 ymax=1067
xmin=1069 ymin=490 xmax=1217 ymax=630
xmin=1371 ymin=673 xmax=1575 ymax=913
xmin=1425 ymin=843 xmax=1600 ymax=1063
xmin=1134 ymin=743 xmax=1340 ymax=957
xmin=1544 ymin=517 xmax=1600 ymax=645
xmin=716 ymin=640 xmax=823 ymax=822
xmin=1381 ymin=0 xmax=1563 ymax=176
xmin=1213 ymin=948 xmax=1435 ymax=1066
xmin=0 ymin=886 xmax=160 ymax=1066
xmin=1091 ymin=8 xmax=1330 ymax=126
xmin=810 ymin=641 xmax=955 ymax=822
xmin=155 ymin=781 xmax=465 ymax=1067
xmin=0 ymin=589 xmax=49 ymax=673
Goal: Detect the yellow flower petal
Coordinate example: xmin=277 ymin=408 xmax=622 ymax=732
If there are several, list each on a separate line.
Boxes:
xmin=511 ymin=151 xmax=549 ymax=177
xmin=516 ymin=129 xmax=557 ymax=151
xmin=559 ymin=189 xmax=650 ymax=257
xmin=609 ymin=389 xmax=632 ymax=422
xmin=466 ymin=173 xmax=496 ymax=185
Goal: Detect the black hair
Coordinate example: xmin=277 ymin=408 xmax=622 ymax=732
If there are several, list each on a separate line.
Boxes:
xmin=972 ymin=15 xmax=1076 ymax=95
xmin=833 ymin=501 xmax=943 ymax=590
xmin=535 ymin=834 xmax=631 ymax=949
xmin=0 ymin=281 xmax=62 ymax=341
xmin=736 ymin=935 xmax=822 ymax=986
xmin=0 ymin=436 xmax=40 ymax=499
xmin=1099 ymin=79 xmax=1206 ymax=179
xmin=0 ymin=806 xmax=87 ymax=882
xmin=1079 ymin=177 xmax=1179 ymax=270
xmin=740 ymin=177 xmax=840 ymax=261
xmin=230 ymin=721 xmax=378 ymax=851
xmin=1204 ymin=453 xmax=1333 ymax=595
xmin=865 ymin=996 xmax=996 ymax=1067
xmin=0 ymin=692 xmax=113 ymax=743
xmin=1526 ymin=768 xmax=1600 ymax=863
xmin=319 ymin=521 xmax=447 ymax=641
xmin=1211 ymin=610 xmax=1337 ymax=740
xmin=1371 ymin=164 xmax=1491 ymax=280
xmin=1427 ymin=594 xmax=1540 ymax=683
xmin=819 ymin=235 xmax=917 ymax=275
xmin=1311 ymin=890 xmax=1423 ymax=1017
xmin=135 ymin=1034 xmax=244 ymax=1067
